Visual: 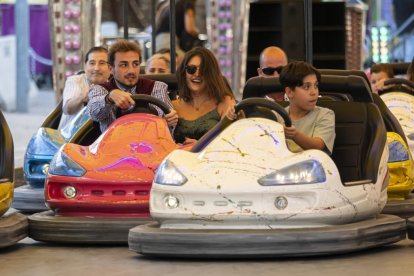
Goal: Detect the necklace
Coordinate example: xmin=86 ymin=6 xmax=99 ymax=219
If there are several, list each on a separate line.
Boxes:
xmin=192 ymin=97 xmax=210 ymax=111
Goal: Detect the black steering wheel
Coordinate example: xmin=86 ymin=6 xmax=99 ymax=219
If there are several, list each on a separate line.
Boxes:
xmin=190 ymin=97 xmax=291 ymax=153
xmin=117 ymin=94 xmax=171 ymax=117
xmin=235 ymin=97 xmax=292 ymax=127
xmin=381 ymin=78 xmax=414 ymax=96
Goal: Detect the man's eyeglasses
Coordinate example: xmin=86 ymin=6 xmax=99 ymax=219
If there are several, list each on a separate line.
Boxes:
xmin=261 ymin=66 xmax=282 ymax=76
xmin=185 ymin=65 xmax=200 ymax=75
xmin=299 ymin=82 xmax=319 ymax=91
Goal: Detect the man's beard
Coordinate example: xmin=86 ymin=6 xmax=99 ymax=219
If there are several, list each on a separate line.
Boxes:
xmin=119 ymin=75 xmax=138 ymax=88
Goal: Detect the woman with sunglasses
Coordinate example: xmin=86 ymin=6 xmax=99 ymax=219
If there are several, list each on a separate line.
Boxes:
xmin=173 ymin=47 xmax=235 ymax=144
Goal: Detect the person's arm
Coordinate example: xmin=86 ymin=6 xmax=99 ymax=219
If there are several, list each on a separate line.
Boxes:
xmin=284 ymin=126 xmax=326 ymax=151
xmin=184 ymin=7 xmax=198 ymax=36
xmin=312 ymin=108 xmax=336 ymax=154
xmin=64 ymin=93 xmax=88 ymax=115
xmin=284 ymin=108 xmax=335 ymax=153
xmin=172 ymin=98 xmax=180 ymax=111
xmin=150 ymin=81 xmax=178 ymax=127
xmin=217 ymin=96 xmax=236 ymax=119
xmin=87 ymin=85 xmax=116 ymax=123
xmin=62 ymin=75 xmax=88 ymax=115
xmin=106 ymin=89 xmax=135 ymax=110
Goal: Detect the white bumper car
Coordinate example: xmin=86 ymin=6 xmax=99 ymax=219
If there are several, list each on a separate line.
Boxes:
xmin=380 ymin=78 xmax=414 ymax=155
xmin=318 ymin=70 xmax=414 ymax=217
xmin=129 ymin=76 xmax=406 ymax=258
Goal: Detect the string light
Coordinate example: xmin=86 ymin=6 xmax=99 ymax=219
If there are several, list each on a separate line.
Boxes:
xmin=371 ymin=26 xmax=390 ymax=63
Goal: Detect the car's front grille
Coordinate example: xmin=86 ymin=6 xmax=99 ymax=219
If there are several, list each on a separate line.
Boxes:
xmin=214 ymin=201 xmax=228 ymax=206
xmin=113 ymin=190 xmax=126 ymax=196
xmin=91 ymin=190 xmax=104 ymax=196
xmin=192 ymin=200 xmax=254 ymax=208
xmin=86 ymin=189 xmax=149 ymax=197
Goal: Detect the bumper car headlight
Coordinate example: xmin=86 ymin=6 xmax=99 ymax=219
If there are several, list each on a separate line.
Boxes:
xmin=154 ymin=160 xmax=187 ymax=186
xmin=26 ymin=162 xmax=49 ymax=175
xmin=63 ymin=186 xmax=77 ymax=199
xmin=258 ymin=160 xmax=326 ymax=186
xmin=42 ymin=164 xmax=49 ymax=174
xmin=48 ymin=150 xmax=86 ymax=177
xmin=164 ymin=195 xmax=180 ymax=208
xmin=388 ymin=140 xmax=409 ymax=162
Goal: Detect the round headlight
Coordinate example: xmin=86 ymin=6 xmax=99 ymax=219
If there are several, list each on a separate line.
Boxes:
xmin=275 ymin=196 xmax=288 ymax=210
xmin=63 ymin=186 xmax=77 ymax=199
xmin=164 ymin=195 xmax=179 ymax=209
xmin=42 ymin=164 xmax=49 ymax=175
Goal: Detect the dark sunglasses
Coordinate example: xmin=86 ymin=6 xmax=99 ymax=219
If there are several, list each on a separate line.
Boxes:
xmin=185 ymin=65 xmax=200 ymax=75
xmin=262 ymin=66 xmax=282 ymax=76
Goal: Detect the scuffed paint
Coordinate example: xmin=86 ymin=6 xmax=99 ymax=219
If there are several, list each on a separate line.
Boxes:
xmin=334 ymin=189 xmax=358 ymax=219
xmin=257 ymin=124 xmax=279 ymax=146
xmin=221 ymin=137 xmax=247 ymax=157
xmin=151 ymin=118 xmax=389 ymax=229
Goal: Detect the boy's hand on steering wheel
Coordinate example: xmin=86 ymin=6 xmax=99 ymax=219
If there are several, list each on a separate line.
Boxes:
xmin=284 ymin=125 xmax=297 ymax=139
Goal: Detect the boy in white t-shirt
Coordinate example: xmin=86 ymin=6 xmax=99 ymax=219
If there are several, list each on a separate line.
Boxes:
xmin=279 ymin=61 xmax=336 ymax=155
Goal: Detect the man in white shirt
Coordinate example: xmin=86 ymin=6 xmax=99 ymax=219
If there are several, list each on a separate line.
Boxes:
xmin=58 ymin=46 xmax=111 ymax=130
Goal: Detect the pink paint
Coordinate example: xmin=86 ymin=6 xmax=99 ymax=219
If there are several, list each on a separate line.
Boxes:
xmin=130 ymin=143 xmax=154 ymax=154
xmin=96 ymin=157 xmax=148 ymax=171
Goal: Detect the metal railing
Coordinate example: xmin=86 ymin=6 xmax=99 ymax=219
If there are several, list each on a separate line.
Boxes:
xmin=390 ymin=13 xmax=414 ymax=61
